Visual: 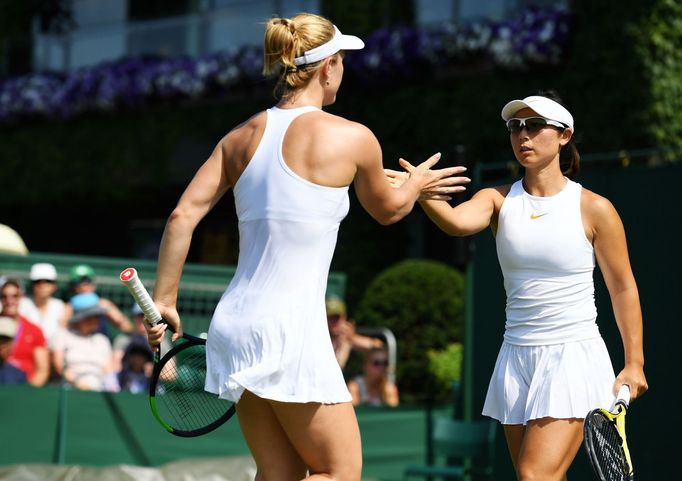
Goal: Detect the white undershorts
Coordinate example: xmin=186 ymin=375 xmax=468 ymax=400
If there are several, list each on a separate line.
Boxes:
xmin=482 ymin=337 xmax=616 ymax=425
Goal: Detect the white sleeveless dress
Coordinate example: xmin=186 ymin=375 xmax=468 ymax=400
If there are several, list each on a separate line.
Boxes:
xmin=482 ymin=179 xmax=616 ymax=424
xmin=205 ymin=106 xmax=352 ymax=404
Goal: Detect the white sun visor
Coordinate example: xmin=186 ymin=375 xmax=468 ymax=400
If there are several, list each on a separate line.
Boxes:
xmin=293 ymin=25 xmax=364 ymax=66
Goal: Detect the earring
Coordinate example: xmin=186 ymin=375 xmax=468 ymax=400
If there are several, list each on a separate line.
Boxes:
xmin=326 ymin=81 xmax=330 ymax=86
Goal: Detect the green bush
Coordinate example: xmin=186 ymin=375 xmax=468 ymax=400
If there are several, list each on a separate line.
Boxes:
xmin=428 ymin=342 xmax=463 ymax=386
xmin=354 ymin=259 xmax=465 ymax=402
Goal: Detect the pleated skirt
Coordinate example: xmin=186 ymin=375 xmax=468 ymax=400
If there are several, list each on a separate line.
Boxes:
xmin=482 ymin=337 xmax=616 ymax=425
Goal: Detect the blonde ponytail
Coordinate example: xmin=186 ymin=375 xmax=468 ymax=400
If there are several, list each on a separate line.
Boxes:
xmin=262 ymin=13 xmax=336 ymax=98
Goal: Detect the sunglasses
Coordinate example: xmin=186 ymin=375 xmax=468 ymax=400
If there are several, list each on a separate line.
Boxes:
xmin=371 ymin=360 xmax=389 ymax=367
xmin=506 ymin=117 xmax=566 ymax=133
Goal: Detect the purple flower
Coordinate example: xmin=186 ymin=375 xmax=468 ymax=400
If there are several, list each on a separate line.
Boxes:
xmin=0 ymin=6 xmax=571 ymax=124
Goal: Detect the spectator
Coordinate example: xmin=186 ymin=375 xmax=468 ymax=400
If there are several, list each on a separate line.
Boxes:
xmin=326 ymin=295 xmax=383 ymax=369
xmin=113 ymin=303 xmax=168 ymax=393
xmin=347 ymin=347 xmax=399 ymax=407
xmin=63 ymin=264 xmax=133 ymax=335
xmin=0 ymin=316 xmax=27 ymax=385
xmin=19 ymin=263 xmax=67 ymax=349
xmin=117 ymin=335 xmax=154 ymax=394
xmin=0 ymin=278 xmax=49 ymax=386
xmin=53 ymin=299 xmax=117 ymax=391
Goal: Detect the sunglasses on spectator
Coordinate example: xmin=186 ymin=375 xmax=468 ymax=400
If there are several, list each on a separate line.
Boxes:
xmin=0 ymin=293 xmax=20 ymax=300
xmin=506 ymin=117 xmax=566 ymax=133
xmin=73 ymin=276 xmax=93 ymax=285
xmin=371 ymin=360 xmax=389 ymax=367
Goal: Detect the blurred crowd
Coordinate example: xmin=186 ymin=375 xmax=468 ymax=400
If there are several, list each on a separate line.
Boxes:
xmin=0 ymin=262 xmax=152 ymax=393
xmin=326 ymin=295 xmax=399 ymax=407
xmin=0 ymin=262 xmax=399 ymax=406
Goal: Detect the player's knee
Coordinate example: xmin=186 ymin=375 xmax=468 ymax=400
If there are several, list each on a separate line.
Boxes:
xmin=255 ymin=467 xmax=307 ymax=481
xmin=516 ymin=463 xmax=561 ymax=481
xmin=315 ymin=457 xmax=362 ymax=481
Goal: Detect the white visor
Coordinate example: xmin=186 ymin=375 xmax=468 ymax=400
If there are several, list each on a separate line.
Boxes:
xmin=501 ymin=95 xmax=574 ymax=131
xmin=293 ymin=25 xmax=364 ymax=66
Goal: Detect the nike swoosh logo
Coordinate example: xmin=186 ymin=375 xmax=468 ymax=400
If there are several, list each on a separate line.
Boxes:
xmin=530 ymin=213 xmax=548 ymax=219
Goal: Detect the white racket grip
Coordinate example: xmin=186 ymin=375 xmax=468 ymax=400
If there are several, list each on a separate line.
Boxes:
xmin=119 ymin=268 xmax=163 ymax=326
xmin=616 ymin=384 xmax=631 ymax=406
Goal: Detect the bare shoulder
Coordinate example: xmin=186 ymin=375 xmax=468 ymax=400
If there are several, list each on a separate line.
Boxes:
xmin=484 ymin=185 xmax=511 ymax=199
xmin=220 ymin=111 xmax=267 ymax=150
xmin=305 ymin=110 xmax=378 ymax=145
xmin=217 ymin=111 xmax=267 ymax=182
xmin=581 ymin=187 xmax=620 ymax=219
xmin=289 ymin=110 xmax=380 ymax=166
xmin=581 ymin=187 xmax=624 ymax=233
xmin=474 ymin=185 xmax=509 ymax=205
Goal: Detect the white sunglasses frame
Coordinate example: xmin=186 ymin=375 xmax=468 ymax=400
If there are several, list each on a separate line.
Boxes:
xmin=506 ymin=116 xmax=567 ymax=133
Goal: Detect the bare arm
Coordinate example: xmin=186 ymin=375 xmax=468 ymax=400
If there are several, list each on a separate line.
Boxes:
xmin=347 ymin=380 xmax=361 ymax=406
xmin=29 ymin=346 xmax=50 ymax=387
xmin=99 ymin=298 xmax=133 ymax=333
xmin=589 ymin=194 xmax=647 ymax=400
xmin=382 ymin=381 xmax=399 ymax=407
xmin=148 ymin=139 xmax=232 ymax=344
xmin=352 ymin=126 xmax=468 ymax=225
xmin=392 ymin=158 xmax=498 ymax=236
xmin=418 ymin=188 xmax=498 ymax=237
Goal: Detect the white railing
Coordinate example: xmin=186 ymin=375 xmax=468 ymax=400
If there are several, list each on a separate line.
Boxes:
xmin=32 ymin=0 xmax=320 ymax=72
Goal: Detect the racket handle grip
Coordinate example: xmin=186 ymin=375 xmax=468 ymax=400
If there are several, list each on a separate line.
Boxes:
xmin=616 ymin=384 xmax=631 ymax=406
xmin=119 ymin=267 xmax=163 ymax=326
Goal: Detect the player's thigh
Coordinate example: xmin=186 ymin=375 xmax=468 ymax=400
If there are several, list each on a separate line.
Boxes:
xmin=517 ymin=417 xmax=583 ymax=481
xmin=235 ymin=390 xmax=307 ymax=481
xmin=503 ymin=424 xmax=526 ymax=469
xmin=271 ymin=400 xmax=362 ymax=481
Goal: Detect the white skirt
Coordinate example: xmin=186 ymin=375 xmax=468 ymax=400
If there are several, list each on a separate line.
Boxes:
xmin=482 ymin=337 xmax=616 ymax=425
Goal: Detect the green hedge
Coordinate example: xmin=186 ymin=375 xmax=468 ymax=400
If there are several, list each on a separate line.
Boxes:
xmin=354 ymin=259 xmax=465 ymax=402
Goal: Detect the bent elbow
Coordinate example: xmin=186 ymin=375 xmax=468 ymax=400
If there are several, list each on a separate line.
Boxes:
xmin=167 ymin=205 xmax=197 ymax=228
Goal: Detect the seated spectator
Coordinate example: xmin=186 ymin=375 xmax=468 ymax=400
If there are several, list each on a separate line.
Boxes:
xmin=53 ymin=300 xmax=117 ymax=391
xmin=19 ymin=263 xmax=67 ymax=349
xmin=62 ymin=264 xmax=133 ymax=336
xmin=118 ymin=336 xmax=154 ymax=394
xmin=347 ymin=347 xmax=399 ymax=407
xmin=0 ymin=316 xmax=27 ymax=385
xmin=326 ymin=295 xmax=383 ymax=369
xmin=114 ymin=303 xmax=168 ymax=393
xmin=0 ymin=278 xmax=49 ymax=387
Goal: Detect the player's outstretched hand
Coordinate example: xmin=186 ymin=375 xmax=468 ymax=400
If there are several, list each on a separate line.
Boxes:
xmin=385 ymin=153 xmax=470 ymax=201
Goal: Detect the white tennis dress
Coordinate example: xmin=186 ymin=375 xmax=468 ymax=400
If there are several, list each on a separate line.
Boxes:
xmin=482 ymin=179 xmax=616 ymax=424
xmin=205 ymin=106 xmax=352 ymax=404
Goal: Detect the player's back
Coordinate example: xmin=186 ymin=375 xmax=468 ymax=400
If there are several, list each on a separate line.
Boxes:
xmin=227 ymin=106 xmax=350 ymax=303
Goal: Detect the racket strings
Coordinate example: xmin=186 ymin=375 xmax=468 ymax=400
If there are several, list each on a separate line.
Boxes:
xmin=588 ymin=412 xmax=628 ymax=481
xmin=155 ymin=344 xmax=232 ymax=432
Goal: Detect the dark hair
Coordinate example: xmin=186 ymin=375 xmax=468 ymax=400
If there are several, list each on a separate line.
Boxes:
xmin=537 ymin=89 xmax=580 ymax=179
xmin=0 ymin=278 xmax=22 ymax=293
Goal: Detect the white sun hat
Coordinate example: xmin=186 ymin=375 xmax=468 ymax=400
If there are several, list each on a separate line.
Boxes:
xmin=501 ymin=95 xmax=574 ymax=131
xmin=30 ymin=263 xmax=58 ymax=281
xmin=294 ymin=25 xmax=364 ymax=66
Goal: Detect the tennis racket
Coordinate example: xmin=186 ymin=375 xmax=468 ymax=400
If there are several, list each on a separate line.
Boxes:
xmin=583 ymin=384 xmax=634 ymax=481
xmin=119 ymin=267 xmax=236 ymax=437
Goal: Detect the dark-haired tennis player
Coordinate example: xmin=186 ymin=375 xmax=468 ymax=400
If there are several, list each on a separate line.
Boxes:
xmin=389 ymin=92 xmax=648 ymax=481
xmin=144 ymin=12 xmax=467 ymax=481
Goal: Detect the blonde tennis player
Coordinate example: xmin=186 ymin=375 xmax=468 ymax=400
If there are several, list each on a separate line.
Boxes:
xmin=389 ymin=91 xmax=647 ymax=481
xmin=145 ymin=12 xmax=467 ymax=481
